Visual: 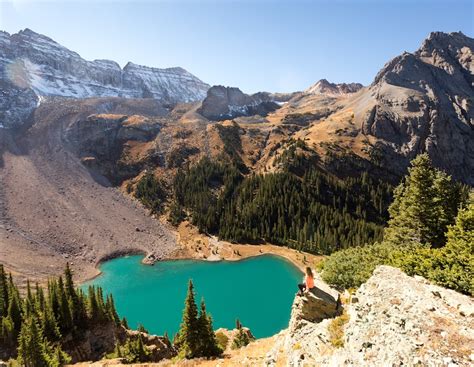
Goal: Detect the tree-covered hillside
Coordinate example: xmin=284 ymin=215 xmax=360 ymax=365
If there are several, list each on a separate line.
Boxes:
xmin=169 ymin=140 xmax=393 ymax=254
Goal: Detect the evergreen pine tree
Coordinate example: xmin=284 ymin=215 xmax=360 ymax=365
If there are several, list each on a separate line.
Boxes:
xmin=57 ymin=277 xmax=73 ymax=334
xmin=135 ymin=333 xmax=150 ymax=362
xmin=163 ymin=331 xmax=171 ymax=346
xmin=95 ymin=287 xmax=107 ymax=323
xmin=41 ymin=302 xmax=61 ymax=342
xmin=122 ymin=334 xmax=151 ymax=363
xmin=175 ymin=280 xmax=200 ymax=358
xmin=0 ymin=265 xmax=8 ymax=318
xmin=431 ymin=193 xmax=474 ymax=294
xmin=1 ymin=315 xmax=15 ymax=349
xmin=121 ymin=316 xmax=129 ymax=329
xmin=7 ymin=286 xmax=22 ymax=336
xmin=384 ymin=154 xmax=464 ymax=247
xmin=35 ymin=283 xmax=46 ymax=311
xmin=114 ymin=342 xmax=122 ymax=358
xmin=23 ymin=280 xmax=35 ymax=318
xmin=17 ymin=316 xmax=49 ymax=367
xmin=231 ymin=327 xmax=252 ymax=349
xmin=64 ymin=262 xmax=84 ymax=328
xmin=105 ymin=294 xmax=120 ymax=325
xmin=137 ymin=323 xmax=149 ymax=334
xmin=197 ymin=299 xmax=221 ymax=357
xmin=88 ymin=285 xmax=99 ymax=322
xmin=45 ymin=344 xmax=71 ymax=367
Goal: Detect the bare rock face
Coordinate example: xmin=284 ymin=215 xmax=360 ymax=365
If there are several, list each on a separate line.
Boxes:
xmin=65 ymin=113 xmax=163 ymax=183
xmin=197 ymin=85 xmax=281 ymax=120
xmin=363 ymin=31 xmax=474 ymax=184
xmin=305 ymin=79 xmax=363 ymax=96
xmin=125 ymin=330 xmax=176 ymax=362
xmin=0 ymin=28 xmax=209 ymax=129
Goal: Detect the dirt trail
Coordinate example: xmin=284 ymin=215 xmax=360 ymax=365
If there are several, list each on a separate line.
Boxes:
xmin=0 ymin=98 xmax=176 ymax=284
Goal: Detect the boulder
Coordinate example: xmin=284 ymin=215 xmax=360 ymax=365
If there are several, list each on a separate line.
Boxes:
xmin=265 ymin=276 xmax=343 ymax=366
xmin=299 ymin=284 xmax=343 ymax=323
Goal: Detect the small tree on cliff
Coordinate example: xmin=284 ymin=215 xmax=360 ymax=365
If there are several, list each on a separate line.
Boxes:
xmin=231 ymin=319 xmax=253 ymax=349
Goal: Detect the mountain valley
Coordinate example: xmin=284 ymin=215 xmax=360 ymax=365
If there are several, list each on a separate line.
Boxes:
xmin=0 ymin=27 xmax=472 ymax=367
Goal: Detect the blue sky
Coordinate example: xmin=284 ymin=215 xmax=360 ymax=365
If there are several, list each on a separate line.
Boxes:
xmin=0 ymin=0 xmax=472 ymax=93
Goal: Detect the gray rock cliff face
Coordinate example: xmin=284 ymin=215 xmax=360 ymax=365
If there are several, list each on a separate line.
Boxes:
xmin=0 ymin=29 xmax=209 ymax=128
xmin=197 ymin=85 xmax=281 ymax=120
xmin=65 ymin=113 xmax=163 ymax=183
xmin=363 ymin=31 xmax=474 ymax=184
xmin=321 ymin=266 xmax=474 ymax=366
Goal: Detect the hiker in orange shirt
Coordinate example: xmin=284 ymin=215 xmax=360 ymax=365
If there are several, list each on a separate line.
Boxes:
xmin=298 ymin=267 xmax=315 ymax=295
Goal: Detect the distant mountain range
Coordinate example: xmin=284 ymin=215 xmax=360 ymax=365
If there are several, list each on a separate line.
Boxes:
xmin=1 ymin=29 xmax=472 ymax=185
xmin=0 ymin=28 xmax=210 ymax=128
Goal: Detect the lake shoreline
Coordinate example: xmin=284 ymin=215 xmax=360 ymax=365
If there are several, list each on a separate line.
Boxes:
xmin=80 ymin=221 xmax=323 ymax=284
xmin=161 ymin=221 xmax=322 ymax=274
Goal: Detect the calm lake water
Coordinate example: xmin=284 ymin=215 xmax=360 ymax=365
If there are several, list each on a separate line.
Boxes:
xmin=82 ymin=254 xmax=302 ymax=338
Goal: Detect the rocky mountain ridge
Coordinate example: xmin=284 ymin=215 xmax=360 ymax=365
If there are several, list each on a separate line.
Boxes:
xmin=289 ymin=31 xmax=473 ymax=184
xmin=305 ymin=79 xmax=363 ymax=95
xmin=362 ymin=31 xmax=474 ymax=183
xmin=0 ymin=28 xmax=209 ymax=128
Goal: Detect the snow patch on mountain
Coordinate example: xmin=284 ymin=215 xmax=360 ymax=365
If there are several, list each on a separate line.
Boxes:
xmin=0 ymin=28 xmax=209 ymax=103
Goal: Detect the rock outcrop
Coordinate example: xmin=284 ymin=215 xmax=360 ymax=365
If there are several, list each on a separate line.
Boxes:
xmin=269 ymin=266 xmax=474 ymax=367
xmin=62 ymin=324 xmax=175 ymax=363
xmin=0 ymin=28 xmax=209 ymax=129
xmin=293 ymin=284 xmax=342 ymax=324
xmin=305 ymin=79 xmax=363 ymax=96
xmin=266 ymin=274 xmax=343 ymax=366
xmin=197 ymin=86 xmax=281 ymax=120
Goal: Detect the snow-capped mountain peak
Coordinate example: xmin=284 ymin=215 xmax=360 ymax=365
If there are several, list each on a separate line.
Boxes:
xmin=0 ymin=28 xmax=210 ymax=103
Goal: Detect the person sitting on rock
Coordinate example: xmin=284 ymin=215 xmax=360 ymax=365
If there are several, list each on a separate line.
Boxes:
xmin=298 ymin=267 xmax=315 ymax=295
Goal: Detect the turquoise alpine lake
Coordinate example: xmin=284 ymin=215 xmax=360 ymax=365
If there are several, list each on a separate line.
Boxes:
xmin=82 ymin=254 xmax=303 ymax=338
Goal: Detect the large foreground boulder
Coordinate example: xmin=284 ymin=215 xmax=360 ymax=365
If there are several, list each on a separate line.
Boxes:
xmin=321 ymin=266 xmax=474 ymax=366
xmin=298 ymin=282 xmax=343 ymax=323
xmin=266 ymin=266 xmax=474 ymax=366
xmin=264 ymin=274 xmax=343 ymax=366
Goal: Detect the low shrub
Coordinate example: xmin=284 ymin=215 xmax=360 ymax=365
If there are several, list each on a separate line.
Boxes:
xmin=328 ymin=311 xmax=349 ymax=348
xmin=215 ymin=332 xmax=229 ymax=351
